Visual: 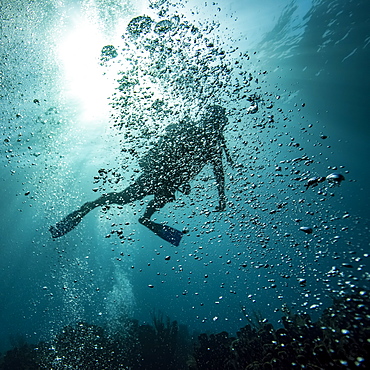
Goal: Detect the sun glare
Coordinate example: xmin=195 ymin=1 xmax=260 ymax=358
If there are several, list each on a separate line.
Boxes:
xmin=58 ymin=15 xmax=112 ymax=124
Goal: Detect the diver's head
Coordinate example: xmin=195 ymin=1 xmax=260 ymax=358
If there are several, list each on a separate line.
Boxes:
xmin=202 ymin=105 xmax=228 ymax=132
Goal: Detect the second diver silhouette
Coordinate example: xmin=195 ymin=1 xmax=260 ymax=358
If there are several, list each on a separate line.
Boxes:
xmin=50 ymin=105 xmax=232 ymax=246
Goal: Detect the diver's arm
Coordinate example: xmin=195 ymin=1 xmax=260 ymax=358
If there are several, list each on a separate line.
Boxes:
xmin=220 ymin=134 xmax=234 ymax=166
xmin=212 ymin=153 xmax=226 ymax=211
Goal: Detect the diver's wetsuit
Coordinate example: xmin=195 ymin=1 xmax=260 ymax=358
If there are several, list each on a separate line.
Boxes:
xmin=50 ymin=106 xmax=229 ymax=245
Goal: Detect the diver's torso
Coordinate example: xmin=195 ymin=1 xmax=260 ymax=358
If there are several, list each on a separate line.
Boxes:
xmin=139 ymin=124 xmax=221 ymax=186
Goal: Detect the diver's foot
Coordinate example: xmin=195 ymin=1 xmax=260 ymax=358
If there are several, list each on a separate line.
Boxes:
xmin=49 ymin=224 xmax=65 ymax=238
xmin=50 ymin=209 xmax=82 ymax=238
xmin=138 ymin=217 xmax=184 ymax=246
xmin=50 ymin=204 xmax=92 ymax=238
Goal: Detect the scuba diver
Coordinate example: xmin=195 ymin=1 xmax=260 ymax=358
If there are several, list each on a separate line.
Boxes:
xmin=50 ymin=105 xmax=232 ymax=246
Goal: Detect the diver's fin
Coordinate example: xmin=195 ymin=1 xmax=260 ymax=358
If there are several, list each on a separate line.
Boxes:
xmin=140 ymin=219 xmax=183 ymax=246
xmin=50 ymin=209 xmax=84 ymax=238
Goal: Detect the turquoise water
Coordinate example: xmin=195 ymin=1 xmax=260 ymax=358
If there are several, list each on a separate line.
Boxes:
xmin=1 ymin=0 xmax=369 ymax=362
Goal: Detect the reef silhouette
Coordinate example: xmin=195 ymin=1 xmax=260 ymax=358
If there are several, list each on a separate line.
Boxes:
xmin=1 ymin=291 xmax=369 ymax=369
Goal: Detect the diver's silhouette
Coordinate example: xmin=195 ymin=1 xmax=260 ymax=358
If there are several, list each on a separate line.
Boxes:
xmin=50 ymin=105 xmax=232 ymax=246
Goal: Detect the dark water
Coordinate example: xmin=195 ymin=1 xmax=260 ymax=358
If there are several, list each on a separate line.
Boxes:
xmin=1 ymin=0 xmax=369 ymax=366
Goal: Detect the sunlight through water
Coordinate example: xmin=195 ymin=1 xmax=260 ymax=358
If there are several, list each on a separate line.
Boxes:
xmin=57 ymin=13 xmax=111 ymax=124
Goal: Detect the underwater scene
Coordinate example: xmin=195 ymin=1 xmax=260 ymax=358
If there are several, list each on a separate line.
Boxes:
xmin=1 ymin=0 xmax=370 ymax=368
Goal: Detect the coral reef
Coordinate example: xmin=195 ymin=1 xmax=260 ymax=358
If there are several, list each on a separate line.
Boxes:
xmin=0 ymin=291 xmax=369 ymax=369
xmin=0 ymin=314 xmax=188 ymax=370
xmin=189 ymin=290 xmax=370 ymax=370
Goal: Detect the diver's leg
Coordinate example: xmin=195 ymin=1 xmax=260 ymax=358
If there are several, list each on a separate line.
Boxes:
xmin=50 ymin=181 xmax=148 ymax=238
xmin=87 ymin=181 xmax=146 ymax=209
xmin=138 ymin=192 xmax=174 ymax=225
xmin=138 ymin=199 xmax=161 ymax=225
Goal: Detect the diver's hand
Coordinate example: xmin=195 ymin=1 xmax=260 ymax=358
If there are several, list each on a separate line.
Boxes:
xmin=215 ymin=197 xmax=226 ymax=212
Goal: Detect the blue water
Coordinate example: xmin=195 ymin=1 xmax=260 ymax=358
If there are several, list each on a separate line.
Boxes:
xmin=1 ymin=0 xmax=369 ymax=356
